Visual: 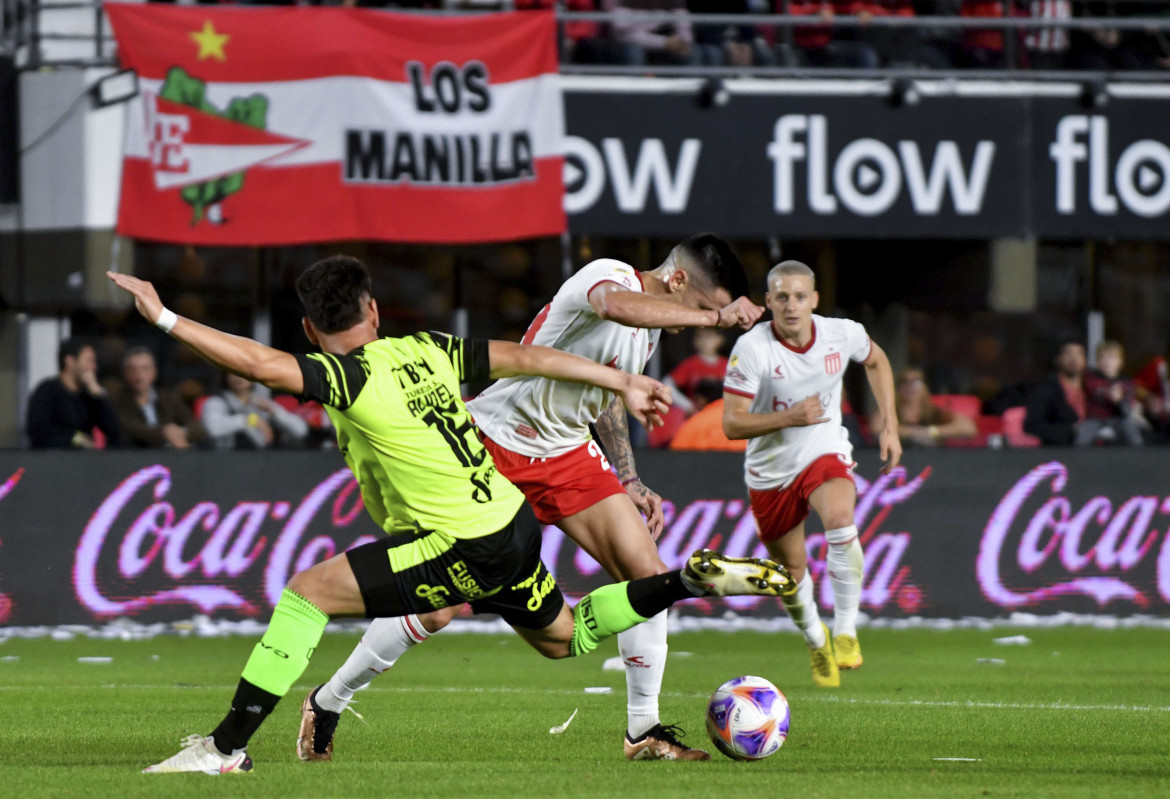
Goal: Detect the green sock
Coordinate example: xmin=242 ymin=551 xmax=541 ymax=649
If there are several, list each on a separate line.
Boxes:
xmin=569 ymin=582 xmax=648 ymax=657
xmin=240 ymin=588 xmax=329 ymax=697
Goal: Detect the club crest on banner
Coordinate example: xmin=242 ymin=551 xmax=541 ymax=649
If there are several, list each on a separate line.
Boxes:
xmin=105 ymin=5 xmax=566 ymax=245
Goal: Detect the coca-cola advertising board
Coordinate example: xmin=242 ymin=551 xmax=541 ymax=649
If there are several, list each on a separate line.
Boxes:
xmin=0 ymin=449 xmax=1167 ymax=627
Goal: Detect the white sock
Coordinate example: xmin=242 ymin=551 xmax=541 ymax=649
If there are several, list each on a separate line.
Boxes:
xmin=617 ymin=610 xmax=668 ymax=738
xmin=781 ymin=574 xmax=826 ymax=649
xmin=314 ymin=615 xmax=430 ymax=713
xmin=825 ymin=525 xmax=864 ymax=638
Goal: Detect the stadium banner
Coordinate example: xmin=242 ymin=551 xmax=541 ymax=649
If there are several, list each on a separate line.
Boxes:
xmin=105 ymin=5 xmax=565 ymax=245
xmin=563 ymin=83 xmax=1170 ymax=239
xmin=2 ymin=449 xmax=1169 ymax=627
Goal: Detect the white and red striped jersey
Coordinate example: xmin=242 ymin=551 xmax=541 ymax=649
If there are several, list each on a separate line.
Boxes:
xmin=468 ymin=258 xmax=661 ymax=459
xmin=723 ymin=314 xmax=871 ymax=491
xmin=1024 ymin=1 xmax=1071 ymax=53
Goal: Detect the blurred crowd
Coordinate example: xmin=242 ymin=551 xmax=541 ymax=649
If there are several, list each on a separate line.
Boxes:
xmin=27 ymin=337 xmax=331 ymax=451
xmin=149 ymin=1 xmax=1170 ymax=72
xmin=26 ymin=323 xmax=1170 ymax=451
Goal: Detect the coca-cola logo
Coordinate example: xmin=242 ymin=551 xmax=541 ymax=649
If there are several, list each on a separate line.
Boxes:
xmin=72 ymin=465 xmax=379 ymax=617
xmin=978 ymin=461 xmax=1170 ymax=609
xmin=540 ymin=465 xmax=931 ymax=614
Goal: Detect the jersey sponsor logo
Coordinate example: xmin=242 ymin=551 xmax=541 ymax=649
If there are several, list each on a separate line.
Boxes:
xmin=515 ymin=423 xmax=538 ymax=440
xmin=825 ymin=351 xmax=842 ymax=374
xmin=772 ymin=397 xmax=789 ymax=412
xmin=605 ymin=355 xmax=620 ymax=369
xmin=727 ymin=367 xmax=748 ymax=385
xmin=448 ymin=559 xmax=494 ymax=600
xmin=415 ymin=583 xmax=452 ymax=609
xmin=511 ymin=563 xmax=558 ymax=612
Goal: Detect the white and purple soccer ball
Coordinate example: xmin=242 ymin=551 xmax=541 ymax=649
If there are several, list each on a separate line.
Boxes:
xmin=705 ymin=675 xmax=790 ymax=761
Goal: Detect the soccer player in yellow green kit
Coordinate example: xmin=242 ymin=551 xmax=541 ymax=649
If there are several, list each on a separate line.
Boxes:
xmin=109 ymin=256 xmax=792 ymax=774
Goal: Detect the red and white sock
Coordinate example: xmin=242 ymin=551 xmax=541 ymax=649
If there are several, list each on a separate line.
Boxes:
xmin=314 ymin=615 xmax=430 ymax=714
xmin=825 ymin=525 xmax=864 ymax=638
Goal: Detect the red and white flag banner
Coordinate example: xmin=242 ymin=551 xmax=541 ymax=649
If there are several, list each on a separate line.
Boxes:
xmin=105 ymin=5 xmax=565 ymax=245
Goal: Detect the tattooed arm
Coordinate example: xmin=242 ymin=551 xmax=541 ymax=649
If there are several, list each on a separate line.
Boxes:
xmin=596 ymin=394 xmax=666 ymax=539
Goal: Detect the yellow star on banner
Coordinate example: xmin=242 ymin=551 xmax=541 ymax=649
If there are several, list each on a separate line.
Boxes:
xmin=190 ymin=21 xmax=230 ymax=62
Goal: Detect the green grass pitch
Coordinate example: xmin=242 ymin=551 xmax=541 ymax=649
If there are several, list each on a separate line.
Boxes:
xmin=2 ymin=627 xmax=1168 ymax=798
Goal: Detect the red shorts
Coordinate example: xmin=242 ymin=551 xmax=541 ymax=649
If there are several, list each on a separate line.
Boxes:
xmin=749 ymin=454 xmax=856 ymax=543
xmin=483 ymin=436 xmax=625 ymax=524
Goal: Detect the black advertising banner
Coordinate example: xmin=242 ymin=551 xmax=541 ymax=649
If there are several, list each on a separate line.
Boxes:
xmin=1032 ymin=98 xmax=1170 ymax=239
xmin=563 ymin=81 xmax=1170 ymax=240
xmin=1 ymin=450 xmax=1168 ymax=627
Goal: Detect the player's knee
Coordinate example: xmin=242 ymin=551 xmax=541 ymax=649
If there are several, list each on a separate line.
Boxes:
xmin=286 ymin=569 xmax=329 ymax=613
xmin=823 ymin=513 xmax=855 ymax=533
xmin=417 ymin=605 xmax=460 ymax=634
xmin=789 ymin=563 xmax=808 ymax=584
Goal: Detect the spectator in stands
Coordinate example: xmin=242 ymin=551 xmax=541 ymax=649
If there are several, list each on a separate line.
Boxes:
xmin=876 ymin=367 xmax=977 ymax=447
xmin=1069 ymin=2 xmax=1166 ymax=71
xmin=871 ymin=0 xmax=953 ymax=69
xmin=959 ymin=0 xmax=1023 ymax=69
xmin=1024 ymin=340 xmax=1085 ymax=446
xmin=603 ymin=0 xmax=705 ymax=66
xmin=688 ymin=0 xmax=775 ymax=67
xmin=201 ymin=372 xmax=310 ymax=450
xmin=1133 ymin=352 xmax=1170 ymax=442
xmin=781 ymin=1 xmax=881 ymax=68
xmin=1080 ymin=340 xmax=1145 ymax=446
xmin=670 ymin=379 xmax=746 ymax=451
xmin=665 ymin=327 xmax=727 ymax=416
xmin=110 ymin=346 xmax=208 ymax=450
xmin=1023 ymin=0 xmax=1070 ymax=71
xmin=26 ymin=338 xmax=121 ymax=449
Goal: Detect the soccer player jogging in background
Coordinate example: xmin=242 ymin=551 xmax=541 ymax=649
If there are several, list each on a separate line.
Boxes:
xmin=722 ymin=261 xmax=901 ymax=688
xmin=305 ymin=234 xmax=764 ymax=762
xmin=108 ymin=256 xmax=792 ymax=774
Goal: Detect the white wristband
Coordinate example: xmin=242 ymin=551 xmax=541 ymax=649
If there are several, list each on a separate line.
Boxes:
xmin=155 ymin=307 xmax=178 ymax=333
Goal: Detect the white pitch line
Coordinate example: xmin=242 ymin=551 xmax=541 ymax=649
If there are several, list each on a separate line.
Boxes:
xmin=3 ymin=683 xmax=1168 ymax=714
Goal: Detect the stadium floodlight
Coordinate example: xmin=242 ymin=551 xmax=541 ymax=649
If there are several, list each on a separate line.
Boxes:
xmin=888 ymin=77 xmax=919 ymax=109
xmin=90 ymin=70 xmax=139 ymax=108
xmin=1078 ymin=80 xmax=1109 ymax=110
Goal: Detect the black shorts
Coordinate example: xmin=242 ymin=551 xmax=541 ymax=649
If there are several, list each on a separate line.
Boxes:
xmin=345 ymin=503 xmax=565 ymax=630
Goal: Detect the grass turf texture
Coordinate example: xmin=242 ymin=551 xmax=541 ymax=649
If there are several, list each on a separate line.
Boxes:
xmin=2 ymin=628 xmax=1168 ymax=798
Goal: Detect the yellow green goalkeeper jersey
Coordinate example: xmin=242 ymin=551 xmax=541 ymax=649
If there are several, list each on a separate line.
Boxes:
xmin=294 ymin=332 xmax=524 ymax=540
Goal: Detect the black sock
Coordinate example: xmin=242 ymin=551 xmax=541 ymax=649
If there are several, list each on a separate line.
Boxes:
xmin=209 ymin=679 xmax=281 ymax=755
xmin=625 ymin=571 xmax=694 ymax=619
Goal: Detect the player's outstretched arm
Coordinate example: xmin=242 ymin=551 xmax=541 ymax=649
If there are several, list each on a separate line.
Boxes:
xmin=488 ymin=340 xmax=671 ymax=428
xmin=589 ymin=282 xmax=764 ymax=331
xmin=863 ymin=340 xmax=902 ymax=474
xmin=107 ymin=271 xmax=304 ymax=395
xmin=596 ymin=394 xmax=665 ymax=537
xmin=722 ymin=393 xmax=829 ymax=440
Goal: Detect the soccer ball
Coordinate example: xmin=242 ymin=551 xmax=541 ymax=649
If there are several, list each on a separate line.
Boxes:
xmin=705 ymin=675 xmax=789 ymax=761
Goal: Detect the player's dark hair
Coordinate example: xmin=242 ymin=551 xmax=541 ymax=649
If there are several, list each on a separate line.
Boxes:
xmin=296 ymin=255 xmax=374 ymax=334
xmin=676 ymin=233 xmax=749 ymax=300
xmin=57 ymin=338 xmax=90 ymax=372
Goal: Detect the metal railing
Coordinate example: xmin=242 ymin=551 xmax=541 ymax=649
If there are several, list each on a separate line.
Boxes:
xmin=3 ymin=1 xmax=1170 ymax=80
